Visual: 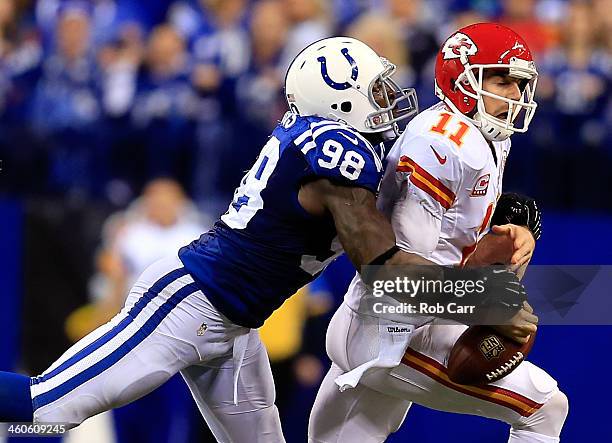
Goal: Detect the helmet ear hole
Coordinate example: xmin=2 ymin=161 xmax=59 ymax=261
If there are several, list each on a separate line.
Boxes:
xmin=340 ymin=101 xmax=352 ymax=113
xmin=331 ymin=103 xmax=338 ymax=110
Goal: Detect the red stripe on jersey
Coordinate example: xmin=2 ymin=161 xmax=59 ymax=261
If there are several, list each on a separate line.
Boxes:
xmin=397 ymin=156 xmax=456 ymax=209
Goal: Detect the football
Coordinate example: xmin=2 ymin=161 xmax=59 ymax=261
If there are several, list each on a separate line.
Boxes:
xmin=447 ymin=326 xmax=536 ymax=385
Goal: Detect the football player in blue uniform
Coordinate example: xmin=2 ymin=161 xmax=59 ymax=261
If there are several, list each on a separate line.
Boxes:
xmin=0 ymin=37 xmax=423 ymax=441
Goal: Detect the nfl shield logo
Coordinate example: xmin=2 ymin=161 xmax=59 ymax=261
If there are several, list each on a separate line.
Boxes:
xmin=197 ymin=323 xmax=208 ymax=337
xmin=479 ymin=335 xmax=505 ymax=360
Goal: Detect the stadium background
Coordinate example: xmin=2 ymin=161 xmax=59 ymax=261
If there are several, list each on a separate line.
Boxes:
xmin=0 ymin=0 xmax=611 ymax=441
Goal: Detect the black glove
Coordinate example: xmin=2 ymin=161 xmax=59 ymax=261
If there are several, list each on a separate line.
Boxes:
xmin=476 ymin=266 xmax=527 ymax=310
xmin=444 ymin=265 xmax=528 ymax=312
xmin=465 ymin=265 xmax=528 ymax=324
xmin=492 ymin=192 xmax=542 ymax=241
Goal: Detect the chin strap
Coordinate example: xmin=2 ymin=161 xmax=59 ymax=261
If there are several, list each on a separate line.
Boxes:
xmin=474 ymin=111 xmax=512 ymax=142
xmin=380 ymin=127 xmax=398 ymax=141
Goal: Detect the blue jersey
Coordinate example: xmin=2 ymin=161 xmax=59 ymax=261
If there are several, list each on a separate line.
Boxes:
xmin=179 ymin=113 xmax=384 ymax=327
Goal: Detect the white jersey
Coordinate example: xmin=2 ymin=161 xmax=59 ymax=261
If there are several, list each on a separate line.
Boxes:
xmin=313 ymin=104 xmax=562 ymax=442
xmin=346 ymin=102 xmax=510 ymax=311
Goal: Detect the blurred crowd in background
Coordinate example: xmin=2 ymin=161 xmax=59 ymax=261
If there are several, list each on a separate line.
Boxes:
xmin=0 ymin=0 xmax=611 ymax=442
xmin=0 ymin=0 xmax=610 ymax=212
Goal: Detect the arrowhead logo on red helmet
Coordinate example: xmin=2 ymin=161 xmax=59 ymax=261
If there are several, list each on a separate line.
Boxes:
xmin=442 ymin=32 xmax=478 ymax=60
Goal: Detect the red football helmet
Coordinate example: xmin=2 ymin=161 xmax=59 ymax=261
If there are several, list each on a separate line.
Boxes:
xmin=434 ymin=23 xmax=538 ymax=141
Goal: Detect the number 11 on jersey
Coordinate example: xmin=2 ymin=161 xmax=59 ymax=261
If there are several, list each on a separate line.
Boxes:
xmin=430 ymin=112 xmax=470 ymax=147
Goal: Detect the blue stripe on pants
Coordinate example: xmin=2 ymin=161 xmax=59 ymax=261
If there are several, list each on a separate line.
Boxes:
xmin=31 ymin=267 xmax=188 ymax=387
xmin=33 ymin=281 xmax=200 ymax=410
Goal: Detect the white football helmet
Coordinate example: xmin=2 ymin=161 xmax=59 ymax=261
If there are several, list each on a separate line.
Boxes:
xmin=284 ymin=37 xmax=417 ymax=139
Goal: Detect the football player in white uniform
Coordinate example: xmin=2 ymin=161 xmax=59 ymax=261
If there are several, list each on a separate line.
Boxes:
xmin=309 ymin=23 xmax=568 ymax=443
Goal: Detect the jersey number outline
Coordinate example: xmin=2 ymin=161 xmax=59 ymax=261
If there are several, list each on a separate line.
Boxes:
xmin=430 ymin=112 xmax=470 ymax=147
xmin=221 ymin=136 xmax=280 ymax=229
xmin=317 ymin=139 xmax=365 ymax=180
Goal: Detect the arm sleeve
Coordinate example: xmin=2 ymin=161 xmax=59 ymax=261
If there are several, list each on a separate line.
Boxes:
xmin=300 ymin=126 xmax=384 ymax=194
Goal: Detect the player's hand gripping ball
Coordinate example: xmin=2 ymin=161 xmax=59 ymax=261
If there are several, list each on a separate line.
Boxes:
xmin=447 ymin=325 xmax=536 ymax=385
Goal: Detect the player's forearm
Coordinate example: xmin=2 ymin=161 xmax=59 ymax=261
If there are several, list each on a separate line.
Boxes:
xmin=325 ymin=186 xmax=434 ymax=269
xmin=303 ymin=179 xmax=435 ymax=269
xmin=330 ymin=192 xmax=397 ymax=268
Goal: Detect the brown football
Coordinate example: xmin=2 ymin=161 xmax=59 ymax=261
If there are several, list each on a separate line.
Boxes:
xmin=447 ymin=326 xmax=536 ymax=385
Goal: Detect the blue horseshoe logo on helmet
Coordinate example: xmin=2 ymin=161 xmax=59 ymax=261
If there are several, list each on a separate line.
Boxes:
xmin=317 ymin=48 xmax=359 ymax=90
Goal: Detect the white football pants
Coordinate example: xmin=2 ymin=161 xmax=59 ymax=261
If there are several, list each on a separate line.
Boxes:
xmin=30 ymin=255 xmax=285 ymax=443
xmin=309 ymin=302 xmax=568 ymax=442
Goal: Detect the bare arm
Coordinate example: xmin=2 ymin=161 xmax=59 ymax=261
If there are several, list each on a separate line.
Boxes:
xmin=299 ymin=179 xmax=432 ymax=269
